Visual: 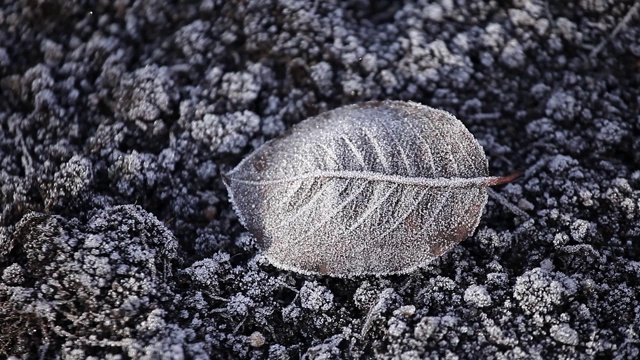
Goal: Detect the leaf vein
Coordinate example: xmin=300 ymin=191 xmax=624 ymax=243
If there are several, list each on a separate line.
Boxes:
xmin=341 ymin=136 xmax=366 ymax=168
xmin=401 ymin=116 xmax=436 ymax=174
xmin=274 ymin=179 xmax=351 ymax=230
xmin=364 ymin=129 xmax=389 ymax=172
xmin=348 ymin=183 xmax=399 ymax=232
xmin=230 ymin=171 xmax=502 ymax=188
xmin=300 ymin=181 xmax=370 ymax=239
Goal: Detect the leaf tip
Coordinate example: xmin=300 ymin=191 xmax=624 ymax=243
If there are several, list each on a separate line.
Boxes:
xmin=221 ymin=172 xmax=232 ymax=187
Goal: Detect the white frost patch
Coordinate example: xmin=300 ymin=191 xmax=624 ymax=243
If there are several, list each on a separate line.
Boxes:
xmin=464 ymin=285 xmax=493 ymax=308
xmin=300 ymin=281 xmax=334 ymax=311
xmin=550 ymin=324 xmax=579 ymax=346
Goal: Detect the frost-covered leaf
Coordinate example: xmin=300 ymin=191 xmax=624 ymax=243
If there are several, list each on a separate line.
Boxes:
xmin=224 ymin=100 xmax=516 ymax=277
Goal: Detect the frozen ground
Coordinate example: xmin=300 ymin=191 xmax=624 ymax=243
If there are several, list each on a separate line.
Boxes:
xmin=1 ymin=0 xmax=639 ymax=358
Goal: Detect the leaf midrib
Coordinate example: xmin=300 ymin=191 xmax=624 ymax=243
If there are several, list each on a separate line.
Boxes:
xmin=227 ymin=170 xmax=504 ymax=188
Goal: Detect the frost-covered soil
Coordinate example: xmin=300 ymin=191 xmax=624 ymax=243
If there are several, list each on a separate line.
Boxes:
xmin=1 ymin=0 xmax=639 ymax=359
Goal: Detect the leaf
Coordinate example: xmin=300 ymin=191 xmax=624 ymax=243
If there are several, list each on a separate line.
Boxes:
xmin=223 ymin=100 xmax=517 ymax=277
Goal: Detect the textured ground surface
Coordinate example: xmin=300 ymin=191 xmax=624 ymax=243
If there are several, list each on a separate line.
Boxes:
xmin=1 ymin=0 xmax=640 ymax=359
